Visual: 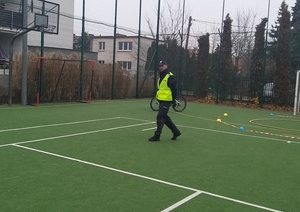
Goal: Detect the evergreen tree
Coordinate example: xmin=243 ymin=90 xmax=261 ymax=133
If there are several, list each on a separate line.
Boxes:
xmin=265 ymin=18 xmax=278 ymax=80
xmin=274 ymin=1 xmax=291 ymax=106
xmin=267 ymin=21 xmax=279 ymax=61
xmin=163 ymin=39 xmax=181 ymax=76
xmin=184 ymin=52 xmax=197 ymax=94
xmin=74 ymin=32 xmax=91 ymax=51
xmin=291 ymin=0 xmax=300 ymax=80
xmin=219 ymin=14 xmax=233 ymax=101
xmin=249 ymin=18 xmax=268 ymax=99
xmin=145 ymin=39 xmax=182 ymax=76
xmin=195 ymin=33 xmax=210 ymax=97
xmin=145 ymin=41 xmax=157 ymax=73
xmin=210 ymin=45 xmax=221 ymax=96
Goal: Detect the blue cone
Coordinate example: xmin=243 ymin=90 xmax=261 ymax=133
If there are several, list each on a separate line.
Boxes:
xmin=239 ymin=126 xmax=245 ymax=131
xmin=270 ymin=113 xmax=274 ymax=116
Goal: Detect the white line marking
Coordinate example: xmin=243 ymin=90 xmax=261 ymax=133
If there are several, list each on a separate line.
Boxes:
xmin=0 ymin=117 xmax=121 ymax=133
xmin=201 ymin=191 xmax=283 ymax=212
xmin=0 ymin=122 xmax=154 ymax=148
xmin=177 ymin=124 xmax=300 ymax=144
xmin=142 ymin=127 xmax=156 ymax=131
xmin=161 ymin=191 xmax=202 ymax=212
xmin=0 ymin=100 xmax=137 ymax=110
xmin=142 ymin=123 xmax=300 ymax=144
xmin=121 ymin=117 xmax=154 ymax=123
xmin=12 ymin=144 xmax=199 ymax=192
xmin=12 ymin=144 xmax=283 ymax=212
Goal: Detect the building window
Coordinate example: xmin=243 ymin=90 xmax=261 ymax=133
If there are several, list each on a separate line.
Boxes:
xmin=99 ymin=42 xmax=105 ymax=51
xmin=119 ymin=61 xmax=132 ymax=70
xmin=98 ymin=60 xmax=105 ymax=64
xmin=118 ymin=42 xmax=132 ymax=51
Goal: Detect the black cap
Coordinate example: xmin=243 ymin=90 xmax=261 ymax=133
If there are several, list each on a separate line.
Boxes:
xmin=158 ymin=60 xmax=167 ymax=65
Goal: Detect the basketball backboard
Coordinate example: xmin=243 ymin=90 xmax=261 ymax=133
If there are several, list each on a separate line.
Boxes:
xmin=24 ymin=0 xmax=59 ymax=34
xmin=34 ymin=13 xmax=48 ymax=28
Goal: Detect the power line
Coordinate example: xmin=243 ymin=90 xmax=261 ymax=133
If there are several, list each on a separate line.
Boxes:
xmin=60 ymin=12 xmax=153 ymax=36
xmin=193 ymin=18 xmax=259 ymax=31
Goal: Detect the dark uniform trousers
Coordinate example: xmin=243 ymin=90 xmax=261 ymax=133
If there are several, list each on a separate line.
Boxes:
xmin=155 ymin=101 xmax=180 ymax=137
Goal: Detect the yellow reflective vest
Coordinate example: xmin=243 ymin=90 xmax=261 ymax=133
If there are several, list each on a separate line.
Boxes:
xmin=156 ymin=72 xmax=173 ymax=101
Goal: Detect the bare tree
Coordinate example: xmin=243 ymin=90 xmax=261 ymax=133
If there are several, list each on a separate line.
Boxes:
xmin=145 ymin=0 xmax=190 ymax=43
xmin=209 ymin=26 xmax=221 ymax=54
xmin=231 ymin=10 xmax=258 ymax=76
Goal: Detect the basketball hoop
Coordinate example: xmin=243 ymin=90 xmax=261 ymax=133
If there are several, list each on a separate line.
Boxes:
xmin=23 ymin=0 xmax=60 ymax=35
xmin=44 ymin=25 xmax=56 ymax=34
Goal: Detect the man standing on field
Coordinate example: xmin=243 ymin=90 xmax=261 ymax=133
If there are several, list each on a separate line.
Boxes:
xmin=148 ymin=60 xmax=181 ymax=142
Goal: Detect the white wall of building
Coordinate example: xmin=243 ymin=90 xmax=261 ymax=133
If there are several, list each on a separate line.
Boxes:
xmin=91 ymin=36 xmax=154 ymax=75
xmin=27 ymin=0 xmax=74 ymax=50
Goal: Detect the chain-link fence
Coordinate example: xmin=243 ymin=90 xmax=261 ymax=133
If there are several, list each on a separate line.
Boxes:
xmin=0 ymin=0 xmax=297 ymax=106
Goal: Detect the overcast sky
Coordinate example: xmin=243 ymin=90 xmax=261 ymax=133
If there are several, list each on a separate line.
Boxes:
xmin=74 ymin=0 xmax=296 ymax=47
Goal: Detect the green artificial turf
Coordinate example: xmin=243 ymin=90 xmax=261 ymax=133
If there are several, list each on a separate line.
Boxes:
xmin=0 ymin=99 xmax=299 ymax=211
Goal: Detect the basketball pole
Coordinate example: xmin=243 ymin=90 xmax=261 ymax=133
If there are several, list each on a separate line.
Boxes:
xmin=21 ymin=0 xmax=28 ymax=106
xmin=8 ymin=26 xmax=35 ymax=106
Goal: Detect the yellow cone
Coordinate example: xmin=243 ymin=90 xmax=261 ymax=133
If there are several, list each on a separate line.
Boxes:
xmin=217 ymin=118 xmax=222 ymax=122
xmin=223 ymin=113 xmax=228 ymax=117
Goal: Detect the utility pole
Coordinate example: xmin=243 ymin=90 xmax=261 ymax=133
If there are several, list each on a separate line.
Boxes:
xmin=216 ymin=0 xmax=226 ymax=104
xmin=185 ymin=16 xmax=193 ymax=50
xmin=39 ymin=0 xmax=45 ymax=103
xmin=154 ymin=0 xmax=161 ymax=95
xmin=80 ymin=0 xmax=85 ymax=100
xmin=136 ymin=0 xmax=142 ymax=98
xmin=261 ymin=0 xmax=271 ymax=108
xmin=112 ymin=0 xmax=118 ymax=99
xmin=178 ymin=0 xmax=186 ymax=94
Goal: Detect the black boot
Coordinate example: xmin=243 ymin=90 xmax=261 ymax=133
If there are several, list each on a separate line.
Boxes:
xmin=148 ymin=135 xmax=160 ymax=142
xmin=171 ymin=132 xmax=181 ymax=140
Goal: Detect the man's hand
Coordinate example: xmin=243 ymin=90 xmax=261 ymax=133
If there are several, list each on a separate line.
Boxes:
xmin=172 ymin=99 xmax=176 ymax=108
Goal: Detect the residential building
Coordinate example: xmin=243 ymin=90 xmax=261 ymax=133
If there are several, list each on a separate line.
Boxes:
xmin=90 ymin=34 xmax=155 ymax=75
